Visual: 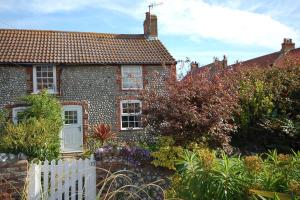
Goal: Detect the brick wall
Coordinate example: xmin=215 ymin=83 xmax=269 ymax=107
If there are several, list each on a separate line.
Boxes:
xmin=0 ymin=160 xmax=28 ymax=200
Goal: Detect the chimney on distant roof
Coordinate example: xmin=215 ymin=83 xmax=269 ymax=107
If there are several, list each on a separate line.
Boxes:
xmin=222 ymin=55 xmax=228 ymax=68
xmin=190 ymin=61 xmax=199 ymax=72
xmin=281 ymin=38 xmax=295 ymax=52
xmin=144 ymin=12 xmax=158 ymax=40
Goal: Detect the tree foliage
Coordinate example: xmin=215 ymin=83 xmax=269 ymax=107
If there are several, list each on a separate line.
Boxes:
xmin=141 ymin=63 xmax=300 ymax=152
xmin=141 ymin=69 xmax=239 ymax=153
xmin=234 ymin=65 xmax=300 ymax=151
xmin=0 ymin=90 xmax=63 ymax=160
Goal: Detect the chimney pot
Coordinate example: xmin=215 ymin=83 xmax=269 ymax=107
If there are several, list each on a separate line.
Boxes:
xmin=190 ymin=61 xmax=198 ymax=72
xmin=222 ymin=55 xmax=228 ymax=68
xmin=281 ymin=38 xmax=295 ymax=52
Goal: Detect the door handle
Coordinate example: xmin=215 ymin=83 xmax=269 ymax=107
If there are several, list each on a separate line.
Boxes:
xmin=79 ymin=126 xmax=81 ymax=131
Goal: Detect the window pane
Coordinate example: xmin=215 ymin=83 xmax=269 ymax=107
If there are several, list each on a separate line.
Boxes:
xmin=122 ymin=116 xmax=128 ymax=121
xmin=122 ymin=122 xmax=129 ymax=128
xmin=135 ymin=122 xmax=140 ymax=128
xmin=129 ymin=116 xmax=134 ymax=121
xmin=122 ymin=103 xmax=128 ymax=113
xmin=129 ymin=122 xmax=135 ymax=127
xmin=128 ymin=104 xmax=135 ymax=113
xmin=135 ymin=103 xmax=140 ymax=112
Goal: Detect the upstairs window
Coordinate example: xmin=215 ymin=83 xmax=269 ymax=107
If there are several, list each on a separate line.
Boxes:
xmin=121 ymin=100 xmax=142 ymax=130
xmin=33 ymin=65 xmax=57 ymax=94
xmin=121 ymin=66 xmax=143 ymax=90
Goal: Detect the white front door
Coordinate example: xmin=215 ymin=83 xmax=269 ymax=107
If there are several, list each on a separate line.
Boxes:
xmin=61 ymin=105 xmax=83 ymax=152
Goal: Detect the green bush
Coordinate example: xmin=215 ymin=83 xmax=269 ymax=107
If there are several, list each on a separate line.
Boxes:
xmin=234 ymin=66 xmax=300 ymax=151
xmin=151 ymin=136 xmax=183 ymax=170
xmin=0 ymin=90 xmax=63 ymax=160
xmin=0 ymin=109 xmax=8 ymax=133
xmin=166 ymin=149 xmax=300 ymax=200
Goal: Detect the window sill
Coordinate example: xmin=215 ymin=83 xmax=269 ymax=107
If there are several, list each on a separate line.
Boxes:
xmin=120 ymin=128 xmax=143 ymax=131
xmin=32 ymin=91 xmax=59 ymax=95
xmin=121 ymin=88 xmax=143 ymax=91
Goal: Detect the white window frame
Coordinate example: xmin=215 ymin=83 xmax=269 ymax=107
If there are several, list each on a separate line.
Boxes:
xmin=12 ymin=107 xmax=27 ymax=124
xmin=33 ymin=65 xmax=57 ymax=94
xmin=121 ymin=65 xmax=143 ymax=90
xmin=120 ymin=100 xmax=142 ymax=130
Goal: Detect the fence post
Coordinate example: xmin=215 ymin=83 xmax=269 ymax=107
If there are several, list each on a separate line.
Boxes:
xmin=28 ymin=163 xmax=41 ymax=200
xmin=77 ymin=158 xmax=83 ymax=199
xmin=89 ymin=154 xmax=97 ymax=200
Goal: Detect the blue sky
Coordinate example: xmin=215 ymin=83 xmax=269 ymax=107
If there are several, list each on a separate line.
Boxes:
xmin=0 ymin=0 xmax=300 ymax=75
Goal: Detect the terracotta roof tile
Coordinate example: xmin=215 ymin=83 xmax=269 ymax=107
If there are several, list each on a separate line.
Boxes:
xmin=0 ymin=29 xmax=175 ymax=65
xmin=231 ymin=51 xmax=281 ymax=68
xmin=183 ymin=47 xmax=300 ymax=80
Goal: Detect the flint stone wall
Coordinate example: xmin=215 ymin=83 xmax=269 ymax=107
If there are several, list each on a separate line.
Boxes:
xmin=0 ymin=64 xmax=167 ymax=141
xmin=0 ymin=66 xmax=27 ymax=109
xmin=95 ymin=148 xmax=173 ymax=200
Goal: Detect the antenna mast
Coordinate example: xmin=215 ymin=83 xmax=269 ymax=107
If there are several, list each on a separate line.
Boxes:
xmin=148 ymin=2 xmax=163 ymax=15
xmin=147 ymin=2 xmax=163 ymax=38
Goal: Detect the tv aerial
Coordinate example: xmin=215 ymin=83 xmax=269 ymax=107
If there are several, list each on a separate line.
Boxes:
xmin=148 ymin=2 xmax=163 ymax=13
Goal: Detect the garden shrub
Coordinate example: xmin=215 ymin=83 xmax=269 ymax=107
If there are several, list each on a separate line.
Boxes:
xmin=0 ymin=109 xmax=8 ymax=134
xmin=142 ymin=61 xmax=300 ymax=153
xmin=234 ymin=66 xmax=300 ymax=152
xmin=84 ymin=123 xmax=117 ymax=156
xmin=141 ymin=68 xmax=239 ymax=153
xmin=151 ymin=136 xmax=183 ymax=170
xmin=0 ymin=90 xmax=63 ymax=160
xmin=166 ymin=149 xmax=300 ymax=200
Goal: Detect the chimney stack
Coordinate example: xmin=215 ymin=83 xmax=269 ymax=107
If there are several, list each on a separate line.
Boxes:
xmin=281 ymin=38 xmax=295 ymax=52
xmin=144 ymin=12 xmax=158 ymax=39
xmin=190 ymin=61 xmax=198 ymax=72
xmin=222 ymin=55 xmax=227 ymax=68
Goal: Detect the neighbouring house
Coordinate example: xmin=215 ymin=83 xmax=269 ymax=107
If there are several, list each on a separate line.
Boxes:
xmin=0 ymin=12 xmax=176 ymax=153
xmin=186 ymin=38 xmax=300 ymax=78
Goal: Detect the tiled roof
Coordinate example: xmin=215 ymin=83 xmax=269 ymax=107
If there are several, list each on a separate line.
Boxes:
xmin=0 ymin=29 xmax=175 ymax=65
xmin=274 ymin=48 xmax=300 ymax=66
xmin=183 ymin=47 xmax=300 ymax=80
xmin=232 ymin=51 xmax=281 ymax=68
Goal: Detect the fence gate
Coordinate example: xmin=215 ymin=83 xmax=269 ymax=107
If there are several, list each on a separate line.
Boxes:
xmin=28 ymin=155 xmax=96 ymax=200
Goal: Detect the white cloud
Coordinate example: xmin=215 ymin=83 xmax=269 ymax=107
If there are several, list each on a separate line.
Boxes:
xmin=0 ymin=0 xmax=299 ymax=49
xmin=144 ymin=0 xmax=299 ymax=49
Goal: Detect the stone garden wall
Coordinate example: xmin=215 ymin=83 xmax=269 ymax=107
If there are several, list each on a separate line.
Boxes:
xmin=0 ymin=153 xmax=28 ymax=200
xmin=95 ymin=146 xmax=174 ymax=200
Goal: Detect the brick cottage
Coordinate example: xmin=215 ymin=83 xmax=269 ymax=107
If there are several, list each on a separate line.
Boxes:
xmin=0 ymin=12 xmax=176 ymax=153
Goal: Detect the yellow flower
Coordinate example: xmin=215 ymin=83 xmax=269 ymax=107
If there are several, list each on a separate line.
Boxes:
xmin=244 ymin=155 xmax=262 ymax=173
xmin=278 ymin=154 xmax=291 ymax=166
xmin=197 ymin=148 xmax=215 ymax=170
xmin=289 ymin=180 xmax=300 ymax=194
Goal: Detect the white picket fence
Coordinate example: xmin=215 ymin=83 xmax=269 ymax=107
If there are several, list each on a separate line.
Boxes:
xmin=28 ymin=155 xmax=97 ymax=200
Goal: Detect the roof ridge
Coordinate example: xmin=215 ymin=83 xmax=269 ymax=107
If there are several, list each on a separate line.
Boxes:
xmin=238 ymin=51 xmax=281 ymax=64
xmin=0 ymin=28 xmax=145 ymax=38
xmin=0 ymin=28 xmax=175 ymax=64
